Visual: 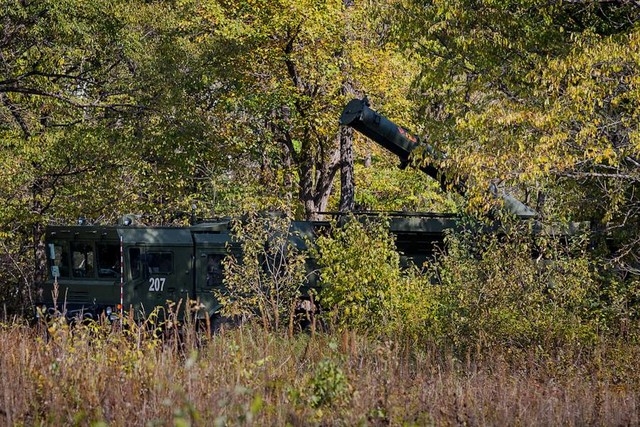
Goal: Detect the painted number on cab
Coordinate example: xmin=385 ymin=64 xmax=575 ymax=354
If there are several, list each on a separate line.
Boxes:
xmin=148 ymin=277 xmax=166 ymax=292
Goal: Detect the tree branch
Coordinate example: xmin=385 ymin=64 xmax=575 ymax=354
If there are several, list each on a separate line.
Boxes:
xmin=0 ymin=92 xmax=30 ymax=138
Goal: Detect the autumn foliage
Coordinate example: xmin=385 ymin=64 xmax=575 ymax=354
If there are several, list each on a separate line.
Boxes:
xmin=1 ymin=0 xmax=640 ymax=424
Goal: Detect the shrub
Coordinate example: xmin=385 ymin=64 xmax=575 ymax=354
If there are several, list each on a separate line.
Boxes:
xmin=427 ymin=223 xmax=607 ymax=352
xmin=216 ymin=213 xmax=308 ymax=333
xmin=314 ymin=216 xmax=437 ymax=339
xmin=307 ymin=359 xmax=351 ymax=409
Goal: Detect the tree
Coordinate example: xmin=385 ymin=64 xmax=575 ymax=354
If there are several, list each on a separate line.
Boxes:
xmin=179 ymin=0 xmax=419 ymax=219
xmin=0 ymin=0 xmax=209 ymax=311
xmin=0 ymin=0 xmax=137 ymax=310
xmin=395 ymin=0 xmax=640 ymax=273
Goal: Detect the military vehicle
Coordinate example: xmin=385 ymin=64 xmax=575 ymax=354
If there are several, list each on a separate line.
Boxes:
xmin=36 ymin=219 xmax=228 ymax=322
xmin=35 ymin=98 xmax=540 ymax=324
xmin=36 ymin=217 xmax=331 ymax=322
xmin=35 ymin=211 xmax=460 ymax=323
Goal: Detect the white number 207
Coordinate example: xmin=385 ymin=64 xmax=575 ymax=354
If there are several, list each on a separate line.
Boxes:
xmin=148 ymin=277 xmax=166 ymax=292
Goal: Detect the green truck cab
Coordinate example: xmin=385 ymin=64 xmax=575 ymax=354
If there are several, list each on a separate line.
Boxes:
xmin=36 ymin=221 xmax=233 ymax=322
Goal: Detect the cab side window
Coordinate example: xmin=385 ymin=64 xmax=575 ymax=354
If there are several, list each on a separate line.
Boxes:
xmin=71 ymin=242 xmax=95 ymax=278
xmin=129 ymin=248 xmax=141 ymax=279
xmin=50 ymin=243 xmax=70 ymax=278
xmin=147 ymin=252 xmax=173 ymax=274
xmin=97 ymin=243 xmax=120 ymax=278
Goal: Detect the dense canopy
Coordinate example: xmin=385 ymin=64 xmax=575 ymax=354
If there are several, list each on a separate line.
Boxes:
xmin=1 ymin=0 xmax=639 ymax=311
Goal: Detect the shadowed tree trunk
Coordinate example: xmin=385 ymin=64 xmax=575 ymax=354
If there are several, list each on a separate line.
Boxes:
xmin=338 ymin=125 xmax=354 ymax=212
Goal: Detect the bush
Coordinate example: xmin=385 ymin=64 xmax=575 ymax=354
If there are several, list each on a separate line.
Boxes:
xmin=314 ymin=216 xmax=437 ymax=339
xmin=427 ymin=223 xmax=608 ymax=352
xmin=216 ymin=213 xmax=308 ymax=333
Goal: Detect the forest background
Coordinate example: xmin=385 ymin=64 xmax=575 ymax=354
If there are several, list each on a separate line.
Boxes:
xmin=2 ymin=0 xmax=639 ymax=316
xmin=1 ymin=0 xmax=640 ymax=424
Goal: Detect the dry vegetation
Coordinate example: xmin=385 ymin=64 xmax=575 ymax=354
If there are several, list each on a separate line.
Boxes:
xmin=1 ymin=316 xmax=639 ymax=426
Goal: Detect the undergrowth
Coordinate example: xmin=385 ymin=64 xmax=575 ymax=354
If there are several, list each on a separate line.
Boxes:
xmin=3 ymin=217 xmax=639 ymax=425
xmin=1 ymin=316 xmax=639 ymax=426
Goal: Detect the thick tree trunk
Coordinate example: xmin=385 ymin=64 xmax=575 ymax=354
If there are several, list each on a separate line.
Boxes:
xmin=338 ymin=125 xmax=355 ymax=212
xmin=32 ymin=175 xmax=47 ymax=311
xmin=300 ymin=156 xmax=317 ymax=220
xmin=299 ymin=142 xmax=340 ymax=221
xmin=281 ymin=141 xmax=294 ymax=202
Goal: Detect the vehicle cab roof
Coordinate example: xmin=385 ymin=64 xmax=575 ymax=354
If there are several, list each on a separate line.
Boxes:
xmin=45 ymin=225 xmax=194 ymax=246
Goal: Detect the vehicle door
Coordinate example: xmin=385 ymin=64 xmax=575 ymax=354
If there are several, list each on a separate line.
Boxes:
xmin=127 ymin=247 xmax=180 ymax=318
xmin=195 ymin=252 xmax=225 ymax=316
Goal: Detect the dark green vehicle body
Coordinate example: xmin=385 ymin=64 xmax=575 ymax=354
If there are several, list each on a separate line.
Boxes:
xmin=36 ymin=214 xmax=454 ymax=322
xmin=37 ymin=221 xmax=234 ymax=321
xmin=37 ymin=219 xmax=337 ymax=322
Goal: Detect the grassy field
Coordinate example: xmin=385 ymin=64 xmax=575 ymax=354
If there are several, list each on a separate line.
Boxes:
xmin=1 ymin=316 xmax=639 ymax=426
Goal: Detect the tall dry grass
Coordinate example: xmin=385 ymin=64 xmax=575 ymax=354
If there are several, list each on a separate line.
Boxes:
xmin=0 ymin=318 xmax=639 ymax=426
